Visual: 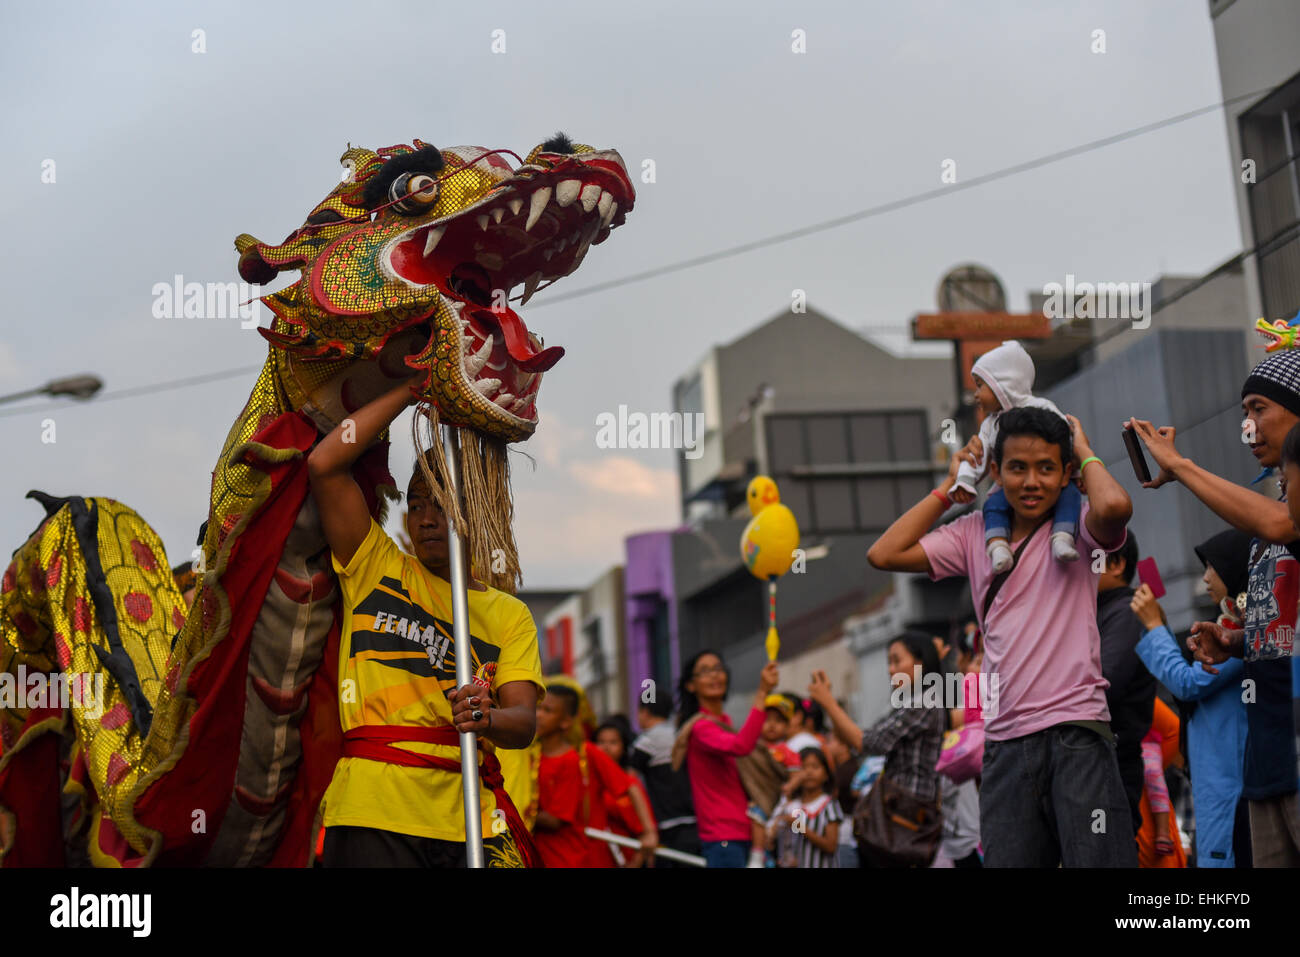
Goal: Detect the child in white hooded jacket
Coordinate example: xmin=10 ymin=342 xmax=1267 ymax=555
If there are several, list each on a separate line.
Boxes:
xmin=951 ymin=340 xmax=1082 ymax=572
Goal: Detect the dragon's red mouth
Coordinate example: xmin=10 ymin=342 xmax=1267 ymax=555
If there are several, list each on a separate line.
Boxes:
xmin=385 ymin=154 xmax=633 ymax=424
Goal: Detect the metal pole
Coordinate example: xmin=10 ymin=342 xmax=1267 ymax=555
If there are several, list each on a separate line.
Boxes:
xmin=583 ymin=827 xmax=708 ymax=867
xmin=442 ymin=425 xmax=485 ymax=868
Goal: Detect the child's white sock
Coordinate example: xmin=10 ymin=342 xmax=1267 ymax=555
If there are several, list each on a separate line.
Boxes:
xmin=987 ymin=539 xmax=1013 ymax=574
xmin=747 ymin=846 xmax=766 ymax=868
xmin=1051 ymin=531 xmax=1079 ymax=563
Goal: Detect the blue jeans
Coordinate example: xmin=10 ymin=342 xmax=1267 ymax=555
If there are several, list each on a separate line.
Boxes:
xmin=700 ymin=839 xmax=750 ymax=868
xmin=983 ymin=481 xmax=1081 ymax=543
xmin=980 ymin=723 xmax=1137 ymax=867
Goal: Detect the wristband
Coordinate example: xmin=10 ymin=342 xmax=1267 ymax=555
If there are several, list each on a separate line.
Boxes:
xmin=931 ymin=489 xmax=952 ymax=510
xmin=1079 ymin=456 xmax=1102 ymax=471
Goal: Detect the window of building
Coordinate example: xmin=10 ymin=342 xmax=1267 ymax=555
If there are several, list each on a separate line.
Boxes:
xmin=763 ymin=409 xmax=934 ymax=535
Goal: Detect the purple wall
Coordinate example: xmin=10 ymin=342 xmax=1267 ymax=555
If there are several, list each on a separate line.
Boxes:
xmin=623 ymin=530 xmax=678 ymax=721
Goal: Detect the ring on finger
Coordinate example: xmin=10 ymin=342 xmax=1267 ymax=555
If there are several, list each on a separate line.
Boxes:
xmin=471 ymin=709 xmax=483 ymax=722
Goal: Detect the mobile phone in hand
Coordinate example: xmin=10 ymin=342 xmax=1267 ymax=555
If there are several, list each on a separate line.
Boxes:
xmin=1122 ymin=427 xmax=1153 ymax=483
xmin=1136 ymin=556 xmax=1166 ymax=599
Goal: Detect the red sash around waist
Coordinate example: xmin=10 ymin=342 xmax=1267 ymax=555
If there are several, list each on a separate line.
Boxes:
xmin=341 ymin=724 xmax=542 ymax=868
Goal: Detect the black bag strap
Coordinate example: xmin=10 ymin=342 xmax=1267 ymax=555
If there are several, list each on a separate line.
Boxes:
xmin=980 ymin=516 xmax=1052 ymax=624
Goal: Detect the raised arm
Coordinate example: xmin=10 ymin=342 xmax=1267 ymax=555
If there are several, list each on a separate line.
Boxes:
xmin=307 ymin=378 xmax=418 ymax=567
xmin=1070 ymin=415 xmax=1131 ymax=547
xmin=693 ymin=661 xmax=779 ymax=756
xmin=1127 ymin=418 xmax=1295 ymax=543
xmin=692 ymin=707 xmax=765 ymax=757
xmin=1135 ymin=624 xmax=1243 ymax=702
xmin=807 ymin=671 xmax=863 ymax=751
xmin=868 ymin=438 xmax=975 ymax=572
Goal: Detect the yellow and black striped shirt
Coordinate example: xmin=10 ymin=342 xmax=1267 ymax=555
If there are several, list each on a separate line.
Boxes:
xmin=322 ymin=520 xmax=543 ymax=842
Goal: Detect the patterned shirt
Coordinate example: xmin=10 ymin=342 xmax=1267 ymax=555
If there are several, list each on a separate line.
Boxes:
xmin=859 ymin=704 xmax=945 ymax=803
xmin=323 ymin=520 xmax=544 ymax=842
xmin=771 ymin=793 xmax=845 ymax=868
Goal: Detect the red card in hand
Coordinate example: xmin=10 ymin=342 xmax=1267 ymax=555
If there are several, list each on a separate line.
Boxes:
xmin=1137 ymin=557 xmax=1165 ymax=599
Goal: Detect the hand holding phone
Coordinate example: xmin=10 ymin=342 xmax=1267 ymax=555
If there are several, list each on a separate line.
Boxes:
xmin=1124 ymin=418 xmax=1181 ymax=489
xmin=1122 ymin=426 xmax=1152 ymax=484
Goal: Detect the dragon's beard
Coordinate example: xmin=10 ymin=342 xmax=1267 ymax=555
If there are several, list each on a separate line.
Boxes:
xmin=411 ymin=404 xmax=521 ymax=594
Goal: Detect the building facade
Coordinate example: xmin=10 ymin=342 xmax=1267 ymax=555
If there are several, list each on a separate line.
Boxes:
xmin=626 ymin=306 xmax=957 ymax=720
xmin=540 ymin=567 xmax=628 ymax=717
xmin=1212 ymin=0 xmax=1300 ymax=326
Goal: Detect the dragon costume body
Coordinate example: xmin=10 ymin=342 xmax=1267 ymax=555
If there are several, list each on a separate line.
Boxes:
xmin=0 ymin=134 xmax=634 ymax=867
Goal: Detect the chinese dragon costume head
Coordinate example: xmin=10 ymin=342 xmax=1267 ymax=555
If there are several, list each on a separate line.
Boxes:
xmin=0 ymin=134 xmax=634 ymax=867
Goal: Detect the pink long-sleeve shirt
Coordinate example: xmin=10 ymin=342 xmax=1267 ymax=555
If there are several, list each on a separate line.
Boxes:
xmin=686 ymin=707 xmax=764 ymax=842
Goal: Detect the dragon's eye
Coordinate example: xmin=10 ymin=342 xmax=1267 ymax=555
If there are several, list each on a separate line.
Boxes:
xmin=407 ymin=175 xmax=438 ymax=204
xmin=389 ymin=173 xmax=440 ymax=214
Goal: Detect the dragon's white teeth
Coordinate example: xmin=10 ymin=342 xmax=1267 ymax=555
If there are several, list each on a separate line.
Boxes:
xmin=507 ymin=198 xmax=523 ymax=217
xmin=423 ymin=227 xmax=445 ymax=256
xmin=497 ymin=392 xmax=516 ymax=408
xmin=491 ymin=207 xmax=506 ymax=224
xmin=520 ymin=271 xmax=544 ymax=306
xmin=555 ymin=179 xmax=581 ymax=208
xmin=449 ymin=300 xmax=464 ymax=314
xmin=510 ymin=395 xmax=531 ymax=414
xmin=474 ymin=377 xmax=502 ymax=398
xmin=579 ymin=183 xmax=601 ymax=213
xmin=541 ymin=247 xmax=554 ymax=262
xmin=465 ymin=336 xmax=493 ymax=377
xmin=597 ymin=191 xmax=614 ymax=223
xmin=601 ymin=198 xmax=618 ymax=227
xmin=477 ymin=213 xmax=489 ymax=231
xmin=525 ymin=187 xmax=551 ymax=231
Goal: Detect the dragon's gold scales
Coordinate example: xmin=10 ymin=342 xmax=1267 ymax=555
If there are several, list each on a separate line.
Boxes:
xmin=0 ymin=135 xmax=634 ymax=867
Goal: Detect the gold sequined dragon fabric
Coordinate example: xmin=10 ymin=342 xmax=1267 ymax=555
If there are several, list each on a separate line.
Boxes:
xmin=0 ymin=134 xmax=634 ymax=867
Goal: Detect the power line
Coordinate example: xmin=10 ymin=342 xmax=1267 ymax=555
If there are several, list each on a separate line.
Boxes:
xmin=1 ymin=86 xmax=1275 ymax=414
xmin=526 ymin=86 xmax=1276 ymax=309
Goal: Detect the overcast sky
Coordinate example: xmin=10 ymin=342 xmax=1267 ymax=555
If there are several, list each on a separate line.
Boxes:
xmin=0 ymin=0 xmax=1241 ymax=589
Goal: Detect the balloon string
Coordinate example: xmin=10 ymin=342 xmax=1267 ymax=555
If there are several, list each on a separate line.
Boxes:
xmin=769 ymin=579 xmax=777 ymax=627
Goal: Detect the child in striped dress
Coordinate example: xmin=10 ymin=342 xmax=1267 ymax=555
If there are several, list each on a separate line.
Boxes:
xmin=767 ymin=748 xmax=844 ymax=868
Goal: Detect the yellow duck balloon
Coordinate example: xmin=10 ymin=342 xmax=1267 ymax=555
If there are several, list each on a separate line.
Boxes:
xmin=740 ymin=476 xmax=800 ymax=661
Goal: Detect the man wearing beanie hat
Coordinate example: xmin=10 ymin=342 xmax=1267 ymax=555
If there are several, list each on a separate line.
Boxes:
xmin=1128 ymin=348 xmax=1300 ymax=867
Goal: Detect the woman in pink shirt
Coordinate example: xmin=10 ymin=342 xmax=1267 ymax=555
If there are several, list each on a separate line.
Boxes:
xmin=674 ymin=650 xmax=779 ymax=868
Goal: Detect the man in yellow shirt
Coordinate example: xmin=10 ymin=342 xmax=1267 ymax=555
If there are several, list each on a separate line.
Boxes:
xmin=308 ymin=376 xmax=545 ymax=867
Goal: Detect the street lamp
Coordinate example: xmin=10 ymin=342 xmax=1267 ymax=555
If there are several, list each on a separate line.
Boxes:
xmin=0 ymin=375 xmax=104 ymax=405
